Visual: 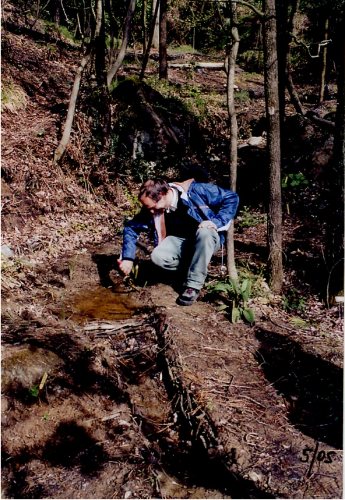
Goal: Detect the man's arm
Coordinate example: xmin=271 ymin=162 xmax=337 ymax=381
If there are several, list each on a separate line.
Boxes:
xmin=118 ymin=209 xmax=152 ymax=273
xmin=193 ymin=183 xmax=239 ymax=230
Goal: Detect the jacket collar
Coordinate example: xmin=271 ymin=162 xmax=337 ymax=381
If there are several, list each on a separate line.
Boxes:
xmin=169 ymin=178 xmax=194 ymax=200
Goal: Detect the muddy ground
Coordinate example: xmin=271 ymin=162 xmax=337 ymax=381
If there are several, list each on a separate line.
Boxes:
xmin=1 ymin=241 xmax=343 ymax=499
xmin=1 ymin=11 xmax=344 ymax=499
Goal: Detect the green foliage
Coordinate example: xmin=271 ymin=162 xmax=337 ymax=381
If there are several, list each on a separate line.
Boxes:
xmin=207 ymin=277 xmax=255 ymax=325
xmin=289 ymin=316 xmax=309 ymax=328
xmin=282 ymin=172 xmax=309 ymax=189
xmin=146 ymin=76 xmax=208 ymax=119
xmin=1 ymin=80 xmax=27 ymax=113
xmin=122 ymin=186 xmax=141 ymax=217
xmin=44 ymin=20 xmax=77 ymax=43
xmin=29 ymin=385 xmax=40 ymax=398
xmin=238 ymin=50 xmax=264 ymax=72
xmin=169 ymin=45 xmax=198 ymax=54
xmin=131 ymin=159 xmax=158 ymax=183
xmin=182 ymin=84 xmax=208 ymax=118
xmin=234 ymin=90 xmax=250 ymax=104
xmin=169 ymin=1 xmax=229 ymax=52
xmin=282 ymin=288 xmax=306 ymax=313
xmin=237 ymin=206 xmax=267 ymax=229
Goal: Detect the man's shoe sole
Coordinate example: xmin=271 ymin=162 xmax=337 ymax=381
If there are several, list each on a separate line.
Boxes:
xmin=176 ymin=297 xmax=197 ymax=306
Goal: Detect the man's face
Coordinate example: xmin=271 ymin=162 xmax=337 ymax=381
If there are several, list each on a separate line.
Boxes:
xmin=140 ymin=194 xmax=167 ymax=214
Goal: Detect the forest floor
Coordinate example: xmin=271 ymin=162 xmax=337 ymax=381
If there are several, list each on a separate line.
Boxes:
xmin=1 ymin=16 xmax=343 ymax=500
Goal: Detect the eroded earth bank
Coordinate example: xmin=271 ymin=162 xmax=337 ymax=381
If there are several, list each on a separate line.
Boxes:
xmin=2 ymin=243 xmax=342 ymax=499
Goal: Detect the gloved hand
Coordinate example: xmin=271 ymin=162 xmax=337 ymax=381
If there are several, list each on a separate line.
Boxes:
xmin=198 ymin=220 xmax=217 ymax=230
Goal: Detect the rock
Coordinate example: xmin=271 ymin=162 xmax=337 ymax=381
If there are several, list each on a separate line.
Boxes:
xmin=1 ymin=245 xmax=14 ymax=258
xmin=248 ymin=136 xmax=264 ymax=147
xmin=2 ymin=347 xmax=64 ymax=392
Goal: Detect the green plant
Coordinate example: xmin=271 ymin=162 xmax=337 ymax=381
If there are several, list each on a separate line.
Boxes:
xmin=131 ymin=159 xmax=157 ymax=183
xmin=282 ymin=172 xmax=308 ymax=189
xmin=45 ymin=21 xmax=76 ymax=43
xmin=207 ymin=277 xmax=255 ymax=324
xmin=29 ymin=385 xmax=40 ymax=398
xmin=238 ymin=49 xmax=264 ymax=72
xmin=237 ymin=206 xmax=266 ymax=229
xmin=1 ymin=80 xmax=27 ymax=113
xmin=234 ymin=90 xmax=250 ymax=104
xmin=122 ymin=186 xmax=142 ymax=216
xmin=282 ymin=288 xmax=306 ymax=313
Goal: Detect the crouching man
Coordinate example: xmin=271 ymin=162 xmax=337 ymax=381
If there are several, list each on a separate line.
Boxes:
xmin=118 ymin=178 xmax=239 ymax=306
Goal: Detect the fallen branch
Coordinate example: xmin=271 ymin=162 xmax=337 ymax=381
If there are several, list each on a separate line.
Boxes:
xmin=168 ymin=61 xmax=224 ymax=70
xmin=84 ymin=320 xmax=143 ymax=331
xmin=306 ymin=111 xmax=335 ymax=131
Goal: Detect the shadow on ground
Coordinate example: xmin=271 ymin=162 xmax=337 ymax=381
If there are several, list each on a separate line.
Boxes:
xmin=254 ymin=328 xmax=343 ymax=449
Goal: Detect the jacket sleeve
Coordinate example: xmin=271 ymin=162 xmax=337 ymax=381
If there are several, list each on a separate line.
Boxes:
xmin=121 ymin=209 xmax=152 ymax=261
xmin=193 ymin=183 xmax=239 ymax=231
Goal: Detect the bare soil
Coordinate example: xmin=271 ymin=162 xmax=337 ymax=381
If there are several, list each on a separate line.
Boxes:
xmin=1 ymin=15 xmax=343 ymax=499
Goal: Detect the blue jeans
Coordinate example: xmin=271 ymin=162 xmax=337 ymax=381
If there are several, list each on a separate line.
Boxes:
xmin=151 ymin=228 xmax=220 ymax=290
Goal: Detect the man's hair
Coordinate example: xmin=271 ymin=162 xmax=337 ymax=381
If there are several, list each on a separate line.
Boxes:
xmin=138 ymin=178 xmax=170 ymax=202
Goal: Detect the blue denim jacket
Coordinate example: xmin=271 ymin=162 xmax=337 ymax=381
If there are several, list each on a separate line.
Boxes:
xmin=121 ymin=180 xmax=239 ymax=261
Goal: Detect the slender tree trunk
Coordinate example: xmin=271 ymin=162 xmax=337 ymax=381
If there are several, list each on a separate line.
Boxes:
xmin=54 ymin=0 xmax=104 ymax=163
xmin=325 ymin=15 xmax=345 ymax=302
xmin=159 ymin=0 xmax=168 ymax=79
xmin=106 ymin=0 xmax=136 ymax=88
xmin=276 ymin=0 xmax=288 ymax=129
xmin=142 ymin=0 xmax=147 ymax=54
xmin=140 ymin=0 xmax=160 ymax=80
xmin=54 ymin=53 xmax=91 ymax=163
xmin=226 ymin=1 xmax=239 ymax=281
xmin=152 ymin=0 xmax=160 ymax=49
xmin=285 ymin=0 xmax=305 ymax=115
xmin=262 ymin=0 xmax=283 ymax=294
xmin=319 ymin=17 xmax=329 ymax=103
xmin=95 ymin=0 xmax=112 ymax=141
xmin=95 ymin=0 xmax=106 ymax=85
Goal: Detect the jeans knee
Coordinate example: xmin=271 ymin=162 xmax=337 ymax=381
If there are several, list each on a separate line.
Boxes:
xmin=196 ymin=227 xmax=219 ymax=246
xmin=151 ymin=247 xmax=163 ymax=267
xmin=151 ymin=247 xmax=177 ymax=268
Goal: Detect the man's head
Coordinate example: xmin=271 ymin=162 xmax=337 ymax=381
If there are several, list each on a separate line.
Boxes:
xmin=138 ymin=178 xmax=172 ymax=213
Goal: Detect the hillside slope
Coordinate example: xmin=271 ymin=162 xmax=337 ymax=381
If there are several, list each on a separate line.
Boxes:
xmin=1 ymin=19 xmax=343 ymax=500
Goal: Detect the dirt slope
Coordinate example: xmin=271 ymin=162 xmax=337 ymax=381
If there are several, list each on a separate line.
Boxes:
xmin=2 ymin=244 xmax=343 ymax=498
xmin=1 ymin=17 xmax=343 ymax=500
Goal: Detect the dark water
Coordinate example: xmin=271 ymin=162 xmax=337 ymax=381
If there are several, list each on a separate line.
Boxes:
xmin=70 ymin=285 xmax=139 ymax=323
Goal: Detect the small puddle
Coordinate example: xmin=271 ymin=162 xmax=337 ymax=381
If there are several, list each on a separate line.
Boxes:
xmin=69 ymin=285 xmax=140 ymax=323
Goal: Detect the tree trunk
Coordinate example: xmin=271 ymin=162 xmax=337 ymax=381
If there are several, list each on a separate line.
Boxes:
xmin=319 ymin=17 xmax=329 ymax=103
xmin=262 ymin=0 xmax=283 ymax=294
xmin=142 ymin=0 xmax=147 ymax=54
xmin=140 ymin=0 xmax=160 ymax=80
xmin=53 ymin=53 xmax=91 ymax=163
xmin=95 ymin=0 xmax=106 ymax=85
xmin=325 ymin=15 xmax=345 ymax=303
xmin=106 ymin=0 xmax=136 ymax=88
xmin=226 ymin=1 xmax=240 ymax=281
xmin=95 ymin=0 xmax=112 ymax=141
xmin=276 ymin=0 xmax=288 ymax=128
xmin=54 ymin=0 xmax=104 ymax=163
xmin=159 ymin=0 xmax=168 ymax=79
xmin=285 ymin=0 xmax=304 ymax=114
xmin=152 ymin=0 xmax=160 ymax=49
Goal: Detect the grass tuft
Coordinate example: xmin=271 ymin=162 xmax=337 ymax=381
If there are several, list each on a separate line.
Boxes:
xmin=1 ymin=79 xmax=28 ymax=113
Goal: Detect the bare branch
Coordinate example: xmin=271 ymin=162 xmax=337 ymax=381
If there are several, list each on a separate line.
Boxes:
xmin=290 ymin=33 xmax=332 ymax=59
xmin=230 ymin=0 xmax=264 ymax=18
